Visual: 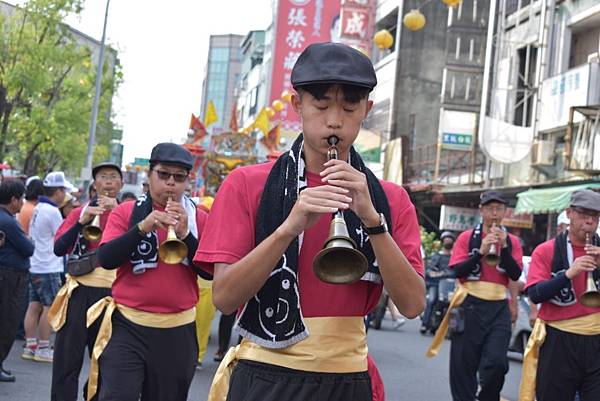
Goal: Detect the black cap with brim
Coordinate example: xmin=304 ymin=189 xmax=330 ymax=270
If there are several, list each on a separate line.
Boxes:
xmin=291 ymin=42 xmax=377 ymax=91
xmin=92 ymin=162 xmax=123 ymax=179
xmin=570 ymin=189 xmax=600 ymax=213
xmin=480 ymin=190 xmax=507 ymax=206
xmin=149 ymin=143 xmax=194 ymax=171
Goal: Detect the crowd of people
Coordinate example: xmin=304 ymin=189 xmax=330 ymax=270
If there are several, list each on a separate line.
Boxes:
xmin=0 ymin=41 xmax=598 ymax=401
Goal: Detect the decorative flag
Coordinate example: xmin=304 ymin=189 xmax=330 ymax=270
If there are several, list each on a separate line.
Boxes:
xmin=204 ymin=100 xmax=218 ymax=127
xmin=261 ymin=123 xmax=280 ymax=151
xmin=189 ymin=114 xmax=206 ymax=142
xmin=254 ymin=107 xmax=270 ymax=136
xmin=229 ymin=100 xmax=239 ymax=132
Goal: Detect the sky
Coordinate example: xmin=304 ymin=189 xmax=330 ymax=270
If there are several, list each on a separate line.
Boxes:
xmin=13 ymin=0 xmax=273 ymax=166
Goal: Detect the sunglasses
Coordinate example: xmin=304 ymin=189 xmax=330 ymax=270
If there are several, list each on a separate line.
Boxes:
xmin=153 ymin=169 xmax=188 ymax=183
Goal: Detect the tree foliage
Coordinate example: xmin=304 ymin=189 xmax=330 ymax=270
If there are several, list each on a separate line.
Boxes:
xmin=0 ymin=0 xmax=122 ymax=176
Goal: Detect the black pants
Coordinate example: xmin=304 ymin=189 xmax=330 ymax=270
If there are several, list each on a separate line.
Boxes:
xmin=227 ymin=360 xmax=372 ymax=401
xmin=51 ymin=284 xmax=111 ymax=401
xmin=536 ymin=325 xmax=600 ymax=401
xmin=449 ymin=295 xmax=511 ymax=401
xmin=98 ymin=310 xmax=198 ymax=401
xmin=218 ymin=312 xmax=236 ymax=354
xmin=0 ymin=268 xmax=28 ymax=365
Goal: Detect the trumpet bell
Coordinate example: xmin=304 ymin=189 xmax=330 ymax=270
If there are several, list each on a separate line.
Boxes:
xmin=580 ymin=273 xmax=600 ymax=308
xmin=313 ymin=216 xmax=368 ymax=285
xmin=82 ymin=215 xmax=102 ymax=241
xmin=159 ymin=226 xmax=188 ymax=265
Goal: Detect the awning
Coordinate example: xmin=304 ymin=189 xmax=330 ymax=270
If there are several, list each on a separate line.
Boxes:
xmin=515 ymin=182 xmax=600 ymax=214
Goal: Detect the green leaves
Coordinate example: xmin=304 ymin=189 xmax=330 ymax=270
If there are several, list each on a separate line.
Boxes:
xmin=0 ymin=0 xmax=120 ymax=176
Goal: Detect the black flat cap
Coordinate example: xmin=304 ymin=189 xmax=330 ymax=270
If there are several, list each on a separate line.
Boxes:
xmin=149 ymin=143 xmax=194 ymax=171
xmin=570 ymin=189 xmax=600 ymax=212
xmin=92 ymin=162 xmax=122 ymax=179
xmin=291 ymin=42 xmax=377 ymax=91
xmin=480 ymin=190 xmax=507 ymax=205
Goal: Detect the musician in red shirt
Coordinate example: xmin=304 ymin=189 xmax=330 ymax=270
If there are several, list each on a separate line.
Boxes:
xmin=49 ymin=162 xmax=122 ymax=401
xmin=520 ymin=189 xmax=600 ymax=401
xmin=87 ymin=143 xmax=208 ymax=401
xmin=195 ymin=42 xmax=425 ymax=401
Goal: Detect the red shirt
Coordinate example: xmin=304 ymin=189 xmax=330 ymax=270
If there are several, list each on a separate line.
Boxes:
xmin=101 ymin=201 xmax=208 ymax=313
xmin=525 ymin=238 xmax=600 ymax=321
xmin=194 ymin=162 xmax=424 ymax=317
xmin=450 ymin=229 xmax=523 ymax=287
xmin=55 ymin=205 xmax=111 ymax=253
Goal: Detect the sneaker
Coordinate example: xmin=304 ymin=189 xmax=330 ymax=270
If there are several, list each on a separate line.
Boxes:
xmin=393 ymin=318 xmax=406 ymax=330
xmin=196 ymin=362 xmax=204 ymax=371
xmin=33 ymin=348 xmax=53 ymax=363
xmin=21 ymin=347 xmax=36 ymax=360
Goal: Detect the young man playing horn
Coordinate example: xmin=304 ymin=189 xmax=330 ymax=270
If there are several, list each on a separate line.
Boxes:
xmin=427 ymin=190 xmax=523 ymax=401
xmin=89 ymin=143 xmax=208 ymax=401
xmin=195 ymin=42 xmax=425 ymax=401
xmin=520 ymin=189 xmax=600 ymax=401
xmin=49 ymin=162 xmax=123 ymax=401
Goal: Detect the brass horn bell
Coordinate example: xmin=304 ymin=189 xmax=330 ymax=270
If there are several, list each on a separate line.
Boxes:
xmin=82 ymin=215 xmax=102 ymax=241
xmin=580 ymin=272 xmax=600 ymax=308
xmin=158 ymin=225 xmax=188 ymax=265
xmin=579 ymin=233 xmax=600 ymax=307
xmin=313 ymin=215 xmax=369 ymax=285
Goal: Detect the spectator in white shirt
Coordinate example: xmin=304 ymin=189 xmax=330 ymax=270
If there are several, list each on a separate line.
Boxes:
xmin=22 ymin=172 xmax=73 ymax=363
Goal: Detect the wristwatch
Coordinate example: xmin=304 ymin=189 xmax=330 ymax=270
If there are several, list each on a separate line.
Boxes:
xmin=363 ymin=213 xmax=388 ymax=235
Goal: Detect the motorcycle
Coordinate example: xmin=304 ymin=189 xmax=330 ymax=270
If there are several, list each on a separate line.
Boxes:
xmin=421 ymin=273 xmax=456 ymax=335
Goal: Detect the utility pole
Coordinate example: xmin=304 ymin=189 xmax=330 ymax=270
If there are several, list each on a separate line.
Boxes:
xmin=83 ymin=0 xmax=111 ymax=182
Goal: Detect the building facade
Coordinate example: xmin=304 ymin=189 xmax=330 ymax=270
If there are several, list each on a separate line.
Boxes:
xmin=200 ymin=34 xmax=244 ymax=134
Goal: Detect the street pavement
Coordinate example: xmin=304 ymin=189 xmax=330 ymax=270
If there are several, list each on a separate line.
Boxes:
xmin=1 ymin=314 xmax=523 ymax=401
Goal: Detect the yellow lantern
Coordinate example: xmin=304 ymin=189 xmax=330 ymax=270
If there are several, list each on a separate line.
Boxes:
xmin=441 ymin=0 xmax=462 ymax=7
xmin=281 ymin=90 xmax=293 ymax=103
xmin=266 ymin=107 xmax=276 ymax=118
xmin=403 ymin=9 xmax=426 ymax=31
xmin=272 ymin=99 xmax=285 ymax=111
xmin=373 ymin=29 xmax=394 ymax=50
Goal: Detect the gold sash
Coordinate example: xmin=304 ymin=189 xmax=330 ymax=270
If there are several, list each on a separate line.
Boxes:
xmin=426 ymin=281 xmax=507 ymax=357
xmin=74 ymin=267 xmax=115 ymax=288
xmin=207 ymin=316 xmax=368 ymax=401
xmin=518 ymin=313 xmax=600 ymax=401
xmin=47 ymin=269 xmax=115 ymax=332
xmin=48 ymin=275 xmax=80 ymax=331
xmin=85 ymin=297 xmax=196 ymax=401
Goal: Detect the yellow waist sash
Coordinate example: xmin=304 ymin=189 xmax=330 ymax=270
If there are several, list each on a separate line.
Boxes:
xmin=75 ymin=267 xmax=115 ymax=288
xmin=426 ymin=281 xmax=507 ymax=358
xmin=85 ymin=296 xmax=196 ymax=401
xmin=518 ymin=313 xmax=600 ymax=401
xmin=208 ymin=316 xmax=368 ymax=401
xmin=47 ymin=269 xmax=115 ymax=332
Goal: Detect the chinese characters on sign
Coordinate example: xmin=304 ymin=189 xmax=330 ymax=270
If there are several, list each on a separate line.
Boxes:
xmin=270 ymin=0 xmax=341 ymax=134
xmin=440 ymin=205 xmax=533 ymax=231
xmin=339 ymin=0 xmax=375 ymax=56
xmin=440 ymin=206 xmax=479 ymax=232
xmin=439 ymin=109 xmax=476 ymax=151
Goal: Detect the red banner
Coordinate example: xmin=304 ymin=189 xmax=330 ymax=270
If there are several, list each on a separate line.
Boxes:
xmin=339 ymin=0 xmax=375 ymax=56
xmin=269 ymin=0 xmax=342 ymax=134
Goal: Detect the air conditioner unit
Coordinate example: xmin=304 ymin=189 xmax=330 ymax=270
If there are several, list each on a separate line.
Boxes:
xmin=531 ymin=139 xmax=555 ymax=166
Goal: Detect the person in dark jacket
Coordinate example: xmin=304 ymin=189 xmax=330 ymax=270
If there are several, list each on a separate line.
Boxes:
xmin=420 ymin=231 xmax=455 ymax=333
xmin=0 ymin=179 xmax=35 ymax=382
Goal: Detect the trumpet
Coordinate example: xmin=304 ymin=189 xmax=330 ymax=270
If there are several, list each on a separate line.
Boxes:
xmin=483 ymin=222 xmax=500 ymax=267
xmin=158 ymin=197 xmax=188 ymax=265
xmin=82 ymin=194 xmax=105 ymax=241
xmin=579 ymin=232 xmax=600 ymax=307
xmin=312 ymin=136 xmax=368 ymax=285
